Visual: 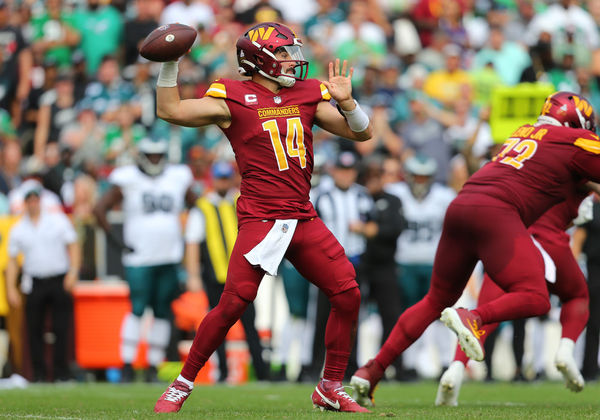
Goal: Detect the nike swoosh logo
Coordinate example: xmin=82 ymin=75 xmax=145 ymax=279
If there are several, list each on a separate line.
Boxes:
xmin=316 ymin=386 xmax=340 ymax=410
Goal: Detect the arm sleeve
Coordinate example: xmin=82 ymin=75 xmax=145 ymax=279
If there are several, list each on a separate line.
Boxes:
xmin=570 ymin=148 xmax=600 ymax=182
xmin=59 ymin=214 xmax=78 ymax=244
xmin=107 ymin=167 xmax=128 ymax=189
xmin=181 ymin=165 xmax=194 ymax=189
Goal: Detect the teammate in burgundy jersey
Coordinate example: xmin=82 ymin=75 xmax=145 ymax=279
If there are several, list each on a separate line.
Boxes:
xmin=351 ymin=91 xmax=600 ymax=406
xmin=436 ymin=190 xmax=591 ymax=406
xmin=152 ymin=22 xmax=373 ymax=413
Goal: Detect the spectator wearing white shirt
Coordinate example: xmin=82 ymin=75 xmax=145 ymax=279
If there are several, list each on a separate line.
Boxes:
xmin=525 ymin=0 xmax=599 ymax=50
xmin=5 ymin=182 xmax=80 ymax=382
xmin=159 ymin=0 xmax=214 ymax=31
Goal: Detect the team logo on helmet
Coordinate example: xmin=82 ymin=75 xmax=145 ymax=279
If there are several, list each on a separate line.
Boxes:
xmin=236 ymin=22 xmax=309 ymax=88
xmin=539 ymin=91 xmax=597 ymax=132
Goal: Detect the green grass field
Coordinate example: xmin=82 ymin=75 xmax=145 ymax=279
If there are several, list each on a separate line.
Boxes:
xmin=0 ymin=380 xmax=598 ymax=419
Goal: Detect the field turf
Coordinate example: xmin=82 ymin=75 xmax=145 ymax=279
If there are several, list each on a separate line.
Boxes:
xmin=0 ymin=380 xmax=598 ymax=419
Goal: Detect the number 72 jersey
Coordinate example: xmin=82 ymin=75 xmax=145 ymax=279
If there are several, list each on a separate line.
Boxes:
xmin=205 ymin=78 xmax=331 ymax=224
xmin=461 ymin=123 xmax=600 ymax=227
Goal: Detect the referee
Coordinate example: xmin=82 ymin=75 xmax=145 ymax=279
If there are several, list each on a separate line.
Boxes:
xmin=5 ymin=181 xmax=80 ymax=382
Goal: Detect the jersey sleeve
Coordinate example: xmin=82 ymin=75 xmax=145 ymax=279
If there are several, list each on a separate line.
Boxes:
xmin=7 ymin=224 xmax=21 ymax=257
xmin=57 ymin=213 xmax=77 ymax=244
xmin=570 ymin=129 xmax=600 ymax=182
xmin=204 ymin=80 xmax=227 ymax=99
xmin=203 ymin=79 xmax=248 ymax=106
xmin=181 ymin=165 xmax=193 ymax=189
xmin=107 ymin=166 xmax=131 ymax=188
xmin=570 ymin=132 xmax=600 ymax=182
xmin=319 ymin=82 xmax=331 ymax=101
xmin=185 ymin=207 xmax=205 ymax=243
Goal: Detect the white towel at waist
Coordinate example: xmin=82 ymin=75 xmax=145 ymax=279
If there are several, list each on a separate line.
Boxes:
xmin=244 ymin=220 xmax=298 ymax=276
xmin=531 ymin=236 xmax=556 ymax=284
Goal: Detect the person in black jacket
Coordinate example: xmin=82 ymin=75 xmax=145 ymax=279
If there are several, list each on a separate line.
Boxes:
xmin=354 ymin=159 xmax=405 ymax=379
xmin=574 ymin=198 xmax=600 ymax=381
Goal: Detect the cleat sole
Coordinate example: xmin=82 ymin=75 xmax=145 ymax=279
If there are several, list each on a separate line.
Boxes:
xmin=555 ymin=362 xmax=584 ymax=392
xmin=350 ymin=375 xmax=374 ymax=407
xmin=441 ymin=308 xmax=484 ymax=362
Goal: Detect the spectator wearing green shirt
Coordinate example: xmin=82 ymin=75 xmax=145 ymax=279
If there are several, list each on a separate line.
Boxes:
xmin=30 ymin=0 xmax=80 ymax=70
xmin=72 ymin=0 xmax=123 ymax=75
xmin=82 ymin=55 xmax=137 ymax=123
xmin=103 ymin=103 xmax=147 ymax=166
xmin=472 ymin=26 xmax=531 ymax=86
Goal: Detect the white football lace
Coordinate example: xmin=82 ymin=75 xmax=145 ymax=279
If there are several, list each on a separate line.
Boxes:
xmin=335 ymin=386 xmax=357 ymax=402
xmin=164 ymin=386 xmax=189 ymax=403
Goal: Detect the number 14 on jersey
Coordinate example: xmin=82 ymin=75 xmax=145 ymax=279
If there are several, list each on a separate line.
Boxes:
xmin=262 ymin=117 xmax=306 ymax=171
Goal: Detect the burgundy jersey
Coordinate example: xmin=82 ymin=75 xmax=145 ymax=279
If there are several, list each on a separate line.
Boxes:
xmin=529 ymin=189 xmax=590 ymax=243
xmin=460 ymin=123 xmax=600 ymax=226
xmin=205 ymin=78 xmax=331 ymax=224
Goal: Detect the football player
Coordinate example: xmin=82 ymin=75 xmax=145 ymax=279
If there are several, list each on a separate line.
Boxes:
xmin=385 ymin=154 xmax=456 ymax=377
xmin=351 ymin=91 xmax=600 ymax=407
xmin=153 ymin=22 xmax=373 ymax=413
xmin=436 ymin=190 xmax=593 ymax=406
xmin=93 ymin=138 xmax=196 ymax=383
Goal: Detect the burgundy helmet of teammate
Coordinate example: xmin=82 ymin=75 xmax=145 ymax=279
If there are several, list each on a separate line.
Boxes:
xmin=539 ymin=91 xmax=597 ymax=132
xmin=236 ymin=22 xmax=309 ymax=88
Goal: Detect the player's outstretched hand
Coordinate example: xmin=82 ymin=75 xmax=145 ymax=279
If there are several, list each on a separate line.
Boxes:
xmin=322 ymin=59 xmax=354 ymax=109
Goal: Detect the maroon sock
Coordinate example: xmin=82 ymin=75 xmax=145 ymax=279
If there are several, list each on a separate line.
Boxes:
xmin=322 ymin=288 xmax=360 ymax=382
xmin=181 ymin=292 xmax=248 ymax=381
xmin=559 ymin=297 xmax=589 ymax=341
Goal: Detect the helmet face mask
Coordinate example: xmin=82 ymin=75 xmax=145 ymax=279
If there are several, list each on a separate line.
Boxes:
xmin=237 ymin=22 xmax=309 ymax=87
xmin=137 ymin=138 xmax=168 ymax=177
xmin=404 ymin=155 xmax=437 ymax=200
xmin=539 ymin=91 xmax=597 ymax=132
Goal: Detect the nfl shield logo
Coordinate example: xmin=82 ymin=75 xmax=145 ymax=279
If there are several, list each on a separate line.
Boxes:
xmin=274 ymin=96 xmax=282 ymax=104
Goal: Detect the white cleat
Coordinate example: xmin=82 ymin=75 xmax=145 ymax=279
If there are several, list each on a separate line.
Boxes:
xmin=555 ymin=338 xmax=584 ymax=392
xmin=350 ymin=375 xmax=373 ymax=407
xmin=435 ymin=361 xmax=465 ymax=406
xmin=440 ymin=308 xmax=485 ymax=362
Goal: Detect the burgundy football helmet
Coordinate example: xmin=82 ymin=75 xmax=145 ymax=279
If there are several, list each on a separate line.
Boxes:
xmin=236 ymin=22 xmax=309 ymax=87
xmin=539 ymin=91 xmax=597 ymax=132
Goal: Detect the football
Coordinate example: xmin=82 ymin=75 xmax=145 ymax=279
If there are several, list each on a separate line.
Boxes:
xmin=139 ymin=23 xmax=197 ymax=62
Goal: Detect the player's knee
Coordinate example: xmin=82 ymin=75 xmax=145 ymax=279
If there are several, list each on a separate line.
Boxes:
xmin=130 ymin=302 xmax=145 ymax=318
xmin=530 ymin=292 xmax=551 ymax=316
xmin=152 ymin=304 xmax=171 ymax=320
xmin=232 ymin=283 xmax=259 ymax=302
xmin=329 ymin=287 xmax=361 ymax=317
xmin=216 ymin=291 xmax=250 ymax=323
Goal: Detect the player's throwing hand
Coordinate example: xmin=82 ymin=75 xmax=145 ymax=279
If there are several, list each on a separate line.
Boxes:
xmin=323 ymin=59 xmax=354 ymax=109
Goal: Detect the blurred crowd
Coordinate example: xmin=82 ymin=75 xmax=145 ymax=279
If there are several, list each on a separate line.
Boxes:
xmin=0 ymin=0 xmax=599 ymax=384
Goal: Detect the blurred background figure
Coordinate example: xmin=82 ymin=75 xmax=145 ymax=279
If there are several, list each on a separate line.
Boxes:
xmin=357 ymin=158 xmax=405 ymax=380
xmin=93 ymin=138 xmax=195 ymax=383
xmin=386 ymin=155 xmax=456 ymax=378
xmin=5 ymin=181 xmax=79 ymax=382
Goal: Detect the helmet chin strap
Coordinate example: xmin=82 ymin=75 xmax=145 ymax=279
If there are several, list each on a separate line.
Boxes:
xmin=256 ymin=68 xmax=295 ymax=87
xmin=240 ymin=58 xmax=296 ymax=87
xmin=535 ymin=115 xmax=562 ymax=127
